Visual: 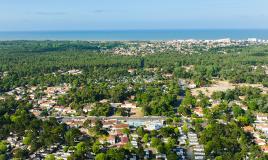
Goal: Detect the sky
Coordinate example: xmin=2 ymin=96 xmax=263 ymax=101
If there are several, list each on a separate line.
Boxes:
xmin=0 ymin=0 xmax=268 ymax=31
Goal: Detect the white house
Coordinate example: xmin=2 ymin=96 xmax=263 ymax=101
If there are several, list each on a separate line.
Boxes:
xmin=255 ymin=123 xmax=268 ymax=135
xmin=121 ymin=101 xmax=137 ymax=108
xmin=256 ymin=113 xmax=268 ymax=122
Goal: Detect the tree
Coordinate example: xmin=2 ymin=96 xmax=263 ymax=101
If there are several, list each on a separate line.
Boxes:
xmin=92 ymin=142 xmax=101 ymax=154
xmin=0 ymin=154 xmax=7 ymax=160
xmin=93 ymin=119 xmax=103 ymax=134
xmin=0 ymin=141 xmax=7 ymax=154
xmin=159 ymin=127 xmax=175 ymax=137
xmin=13 ymin=148 xmax=28 ymax=159
xmin=89 ymin=103 xmax=113 ymax=117
xmin=182 ymin=122 xmax=188 ymax=134
xmin=166 ymin=138 xmax=176 ymax=151
xmin=167 ymin=153 xmax=179 ymax=160
xmin=215 ymin=156 xmax=223 ymax=160
xmin=237 ymin=116 xmax=250 ymax=126
xmin=64 ymin=128 xmax=81 ymax=146
xmin=23 ymin=136 xmax=32 ymax=145
xmin=106 ymin=148 xmax=125 ymax=160
xmin=109 ymin=84 xmax=128 ymax=102
xmin=75 ymin=142 xmax=87 ymax=156
xmin=181 ymin=90 xmax=195 ymax=107
xmin=200 ymin=121 xmax=245 ymax=159
xmin=95 ymin=153 xmax=106 ymax=160
xmin=142 ymin=134 xmax=149 ymax=143
xmin=151 ymin=138 xmax=161 ymax=148
xmin=178 ymin=106 xmax=191 ymax=116
xmin=166 ymin=118 xmax=173 ymax=125
xmin=45 ymin=154 xmax=56 ymax=160
xmin=232 ymin=105 xmax=245 ymax=118
xmin=136 ymin=127 xmax=145 ymax=137
xmin=122 ymin=128 xmax=130 ymax=135
xmin=157 ymin=144 xmax=165 ymax=153
xmin=174 ymin=127 xmax=180 ymax=135
xmin=173 ymin=117 xmax=181 ymax=124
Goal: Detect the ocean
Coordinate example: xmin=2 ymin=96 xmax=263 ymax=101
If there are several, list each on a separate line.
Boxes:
xmin=0 ymin=29 xmax=268 ymax=41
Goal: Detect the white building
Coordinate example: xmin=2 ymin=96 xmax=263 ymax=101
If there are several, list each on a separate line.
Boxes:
xmin=256 ymin=113 xmax=268 ymax=122
xmin=255 ymin=123 xmax=268 ymax=135
xmin=145 ymin=121 xmax=163 ymax=131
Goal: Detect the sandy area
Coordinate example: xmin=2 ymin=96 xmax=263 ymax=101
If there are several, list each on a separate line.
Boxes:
xmin=191 ymin=80 xmax=267 ymax=97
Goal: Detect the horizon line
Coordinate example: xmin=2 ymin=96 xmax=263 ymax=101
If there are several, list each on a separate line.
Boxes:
xmin=1 ymin=28 xmax=268 ymax=32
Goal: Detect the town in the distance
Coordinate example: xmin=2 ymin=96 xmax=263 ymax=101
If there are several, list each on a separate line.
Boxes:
xmin=0 ymin=38 xmax=268 ymax=160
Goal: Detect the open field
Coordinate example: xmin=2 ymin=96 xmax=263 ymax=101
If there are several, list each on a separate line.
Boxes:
xmin=191 ymin=80 xmax=268 ymax=97
xmin=130 ymin=108 xmax=144 ymax=118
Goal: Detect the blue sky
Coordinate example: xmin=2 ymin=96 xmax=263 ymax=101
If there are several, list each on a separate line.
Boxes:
xmin=0 ymin=0 xmax=268 ymax=31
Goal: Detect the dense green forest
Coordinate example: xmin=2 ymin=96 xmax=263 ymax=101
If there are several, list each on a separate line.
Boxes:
xmin=0 ymin=41 xmax=268 ymax=93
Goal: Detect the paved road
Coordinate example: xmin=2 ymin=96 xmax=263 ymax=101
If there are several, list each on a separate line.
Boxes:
xmin=40 ymin=116 xmax=167 ymax=122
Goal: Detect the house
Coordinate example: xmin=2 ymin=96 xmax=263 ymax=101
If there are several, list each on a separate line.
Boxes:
xmin=193 ymin=107 xmax=204 ymax=117
xmin=110 ymin=103 xmax=122 ymax=108
xmin=29 ymin=94 xmax=35 ymax=100
xmin=130 ymin=95 xmax=135 ymax=100
xmin=178 ymin=138 xmax=186 ymax=145
xmin=188 ymin=83 xmax=197 ymax=89
xmin=108 ymin=135 xmax=116 ymax=145
xmin=195 ymin=156 xmax=205 ymax=160
xmin=163 ymin=138 xmax=169 ymax=143
xmin=111 ymin=123 xmax=129 ymax=135
xmin=6 ymin=136 xmax=18 ymax=147
xmin=44 ymin=85 xmax=69 ymax=98
xmin=256 ymin=113 xmax=268 ymax=122
xmin=100 ymin=99 xmax=109 ymax=103
xmin=128 ymin=69 xmax=136 ymax=74
xmin=121 ymin=101 xmax=137 ymax=109
xmin=243 ymin=126 xmax=254 ymax=133
xmin=178 ymin=135 xmax=187 ymax=145
xmin=255 ymin=124 xmax=268 ymax=134
xmin=194 ymin=152 xmax=205 ymax=156
xmin=66 ymin=69 xmax=82 ymax=75
xmin=188 ymin=133 xmax=199 ymax=146
xmin=173 ymin=147 xmax=184 ymax=156
xmin=102 ymin=119 xmax=118 ymax=128
xmin=112 ymin=124 xmax=129 ymax=131
xmin=255 ymin=138 xmax=266 ymax=146
xmin=54 ymin=106 xmax=65 ymax=112
xmin=163 ymin=73 xmax=173 ymax=78
xmin=260 ymin=145 xmax=268 ymax=153
xmin=239 ymin=96 xmax=246 ymax=101
xmin=39 ymin=99 xmax=56 ymax=109
xmin=131 ymin=140 xmax=138 ymax=148
xmin=194 ymin=146 xmax=205 ymax=152
xmin=129 ymin=154 xmax=137 ymax=160
xmin=65 ymin=119 xmax=85 ymax=128
xmin=144 ymin=149 xmax=151 ymax=159
xmin=98 ymin=137 xmax=107 ymax=144
xmin=30 ymin=108 xmax=43 ymax=117
xmin=79 ymin=128 xmax=88 ymax=134
xmin=119 ymin=136 xmax=129 ymax=145
xmin=15 ymin=95 xmax=23 ymax=100
xmin=62 ymin=107 xmax=76 ymax=115
xmin=83 ymin=105 xmax=93 ymax=113
xmin=189 ymin=140 xmax=199 ymax=146
xmin=156 ymin=154 xmax=167 ymax=160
